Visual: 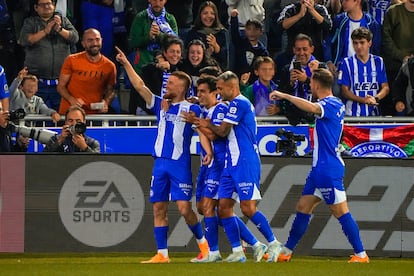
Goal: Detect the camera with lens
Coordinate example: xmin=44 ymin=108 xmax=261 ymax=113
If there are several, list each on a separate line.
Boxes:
xmin=68 ymin=122 xmax=87 ymax=135
xmin=276 ymin=128 xmax=306 ymax=157
xmin=10 ymin=124 xmax=58 ymax=144
xmin=9 ymin=108 xmax=26 ymax=121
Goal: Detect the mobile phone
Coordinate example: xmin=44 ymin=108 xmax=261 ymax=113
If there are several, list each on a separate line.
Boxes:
xmin=293 ymin=61 xmax=301 ymax=70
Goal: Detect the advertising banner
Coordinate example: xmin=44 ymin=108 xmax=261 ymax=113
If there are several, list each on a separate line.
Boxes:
xmin=23 ymin=155 xmax=414 ymax=257
xmin=26 ymin=124 xmax=413 ymax=158
xmin=0 ymin=155 xmax=25 ymax=252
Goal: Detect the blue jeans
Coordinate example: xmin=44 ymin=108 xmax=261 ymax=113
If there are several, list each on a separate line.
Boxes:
xmin=37 ymin=82 xmax=61 ymax=112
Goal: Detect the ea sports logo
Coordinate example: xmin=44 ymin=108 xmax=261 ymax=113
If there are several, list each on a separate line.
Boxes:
xmin=59 ymin=161 xmax=144 ymax=247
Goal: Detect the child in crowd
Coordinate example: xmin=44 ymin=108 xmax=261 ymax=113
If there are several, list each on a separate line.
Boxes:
xmin=230 ymin=9 xmax=269 ymax=85
xmin=9 ymin=67 xmax=61 ymax=123
xmin=241 ymin=56 xmax=280 ymax=116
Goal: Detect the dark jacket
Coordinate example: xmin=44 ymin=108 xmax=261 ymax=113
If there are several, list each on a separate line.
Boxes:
xmin=43 ymin=134 xmax=100 ymax=153
xmin=324 ymin=12 xmax=381 ymax=66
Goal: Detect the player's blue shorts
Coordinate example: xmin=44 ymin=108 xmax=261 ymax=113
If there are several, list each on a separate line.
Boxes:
xmin=150 ymin=157 xmax=193 ymax=203
xmin=218 ymin=160 xmax=261 ymax=201
xmin=195 ymin=158 xmax=224 ymax=202
xmin=302 ymin=166 xmax=347 ymax=205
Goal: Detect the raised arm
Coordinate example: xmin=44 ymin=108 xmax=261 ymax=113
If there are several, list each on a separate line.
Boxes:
xmin=115 ymin=46 xmax=154 ymax=105
xmin=269 ymin=90 xmax=322 ymax=115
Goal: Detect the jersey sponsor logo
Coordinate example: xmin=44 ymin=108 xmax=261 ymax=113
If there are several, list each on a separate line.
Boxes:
xmin=350 ymin=141 xmax=408 ymax=158
xmin=3 ymin=83 xmax=8 ymax=92
xmin=59 ymin=161 xmax=144 ymax=247
xmin=229 ymin=107 xmax=237 ymax=114
xmin=354 ymin=82 xmax=379 ymax=91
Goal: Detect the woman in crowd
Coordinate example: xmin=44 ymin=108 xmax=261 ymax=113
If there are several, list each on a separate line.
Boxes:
xmin=181 ymin=39 xmax=221 ymax=98
xmin=186 ymin=1 xmax=228 ymax=70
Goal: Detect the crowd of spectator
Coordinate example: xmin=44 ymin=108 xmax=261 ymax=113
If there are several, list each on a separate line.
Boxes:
xmin=0 ymin=0 xmax=413 ymax=120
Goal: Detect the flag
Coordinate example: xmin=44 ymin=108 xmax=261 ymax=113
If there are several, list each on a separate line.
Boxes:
xmin=342 ymin=125 xmax=414 ymax=158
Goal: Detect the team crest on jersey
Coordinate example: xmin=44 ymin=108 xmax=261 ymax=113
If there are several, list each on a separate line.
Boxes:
xmin=350 ymin=142 xmax=407 ymax=158
xmin=3 ymin=83 xmax=8 ymax=92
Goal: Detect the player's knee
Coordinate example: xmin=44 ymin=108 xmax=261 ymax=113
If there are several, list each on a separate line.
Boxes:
xmin=240 ymin=204 xmax=256 ymax=218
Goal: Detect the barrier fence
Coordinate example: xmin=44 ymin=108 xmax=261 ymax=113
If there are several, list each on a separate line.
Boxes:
xmin=15 ymin=115 xmax=414 ymax=157
xmin=0 ymin=155 xmax=413 ymax=257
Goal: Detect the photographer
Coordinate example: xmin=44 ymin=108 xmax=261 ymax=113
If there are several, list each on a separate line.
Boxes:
xmin=43 ymin=106 xmax=100 ymax=153
xmin=0 ymin=101 xmax=29 ymax=152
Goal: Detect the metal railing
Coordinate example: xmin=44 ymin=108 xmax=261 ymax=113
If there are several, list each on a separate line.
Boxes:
xmin=19 ymin=114 xmax=414 ymax=128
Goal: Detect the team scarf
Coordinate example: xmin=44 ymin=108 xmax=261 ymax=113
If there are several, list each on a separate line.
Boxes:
xmin=252 ymin=80 xmax=278 ymax=116
xmin=147 ymin=4 xmax=176 ymax=51
xmin=290 ymin=55 xmax=315 ymax=100
xmin=161 ymin=71 xmax=171 ymax=97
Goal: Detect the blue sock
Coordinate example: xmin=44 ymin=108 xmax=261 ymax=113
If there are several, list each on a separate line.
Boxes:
xmin=236 ymin=216 xmax=258 ymax=246
xmin=338 ymin=212 xmax=364 ymax=253
xmin=250 ymin=211 xmax=276 ymax=243
xmin=154 ymin=226 xmax=168 ymax=250
xmin=188 ymin=221 xmax=204 ymax=240
xmin=221 ymin=216 xmax=241 ymax=248
xmin=204 ymin=216 xmax=219 ymax=251
xmin=285 ymin=212 xmax=312 ymax=251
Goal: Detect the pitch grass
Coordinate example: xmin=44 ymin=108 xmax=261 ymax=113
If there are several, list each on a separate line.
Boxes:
xmin=0 ymin=252 xmax=413 ymax=276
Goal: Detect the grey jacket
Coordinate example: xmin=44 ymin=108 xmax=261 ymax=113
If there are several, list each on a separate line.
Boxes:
xmin=19 ymin=15 xmax=79 ymax=79
xmin=9 ymin=78 xmax=57 ymax=116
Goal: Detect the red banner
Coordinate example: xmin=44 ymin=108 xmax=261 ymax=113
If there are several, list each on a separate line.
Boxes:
xmin=342 ymin=125 xmax=414 ymax=158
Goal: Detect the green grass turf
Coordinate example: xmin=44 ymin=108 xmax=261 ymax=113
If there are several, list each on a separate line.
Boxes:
xmin=0 ymin=252 xmax=413 ymax=276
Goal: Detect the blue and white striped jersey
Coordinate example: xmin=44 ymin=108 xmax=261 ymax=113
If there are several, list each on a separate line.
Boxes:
xmin=201 ymin=102 xmax=228 ymax=162
xmin=338 ymin=54 xmax=387 ymax=116
xmin=313 ymin=96 xmax=345 ymax=168
xmin=149 ymin=95 xmax=201 ymax=162
xmin=0 ymin=65 xmax=9 ymax=100
xmin=223 ymin=94 xmax=260 ymax=168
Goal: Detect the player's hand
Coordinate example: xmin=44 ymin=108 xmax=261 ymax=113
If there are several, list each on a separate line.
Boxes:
xmin=0 ymin=110 xmax=9 ymax=128
xmin=195 ymin=118 xmax=211 ymax=129
xmin=269 ymin=90 xmax=287 ymax=101
xmin=202 ymin=152 xmax=213 ymax=166
xmin=115 ymin=46 xmax=128 ymax=65
xmin=181 ymin=111 xmax=196 ymax=124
